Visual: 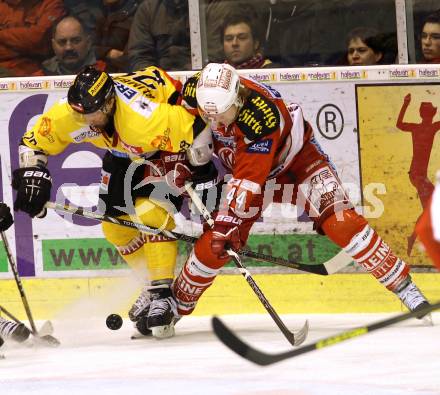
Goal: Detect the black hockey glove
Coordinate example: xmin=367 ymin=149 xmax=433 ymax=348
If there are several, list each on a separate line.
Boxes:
xmin=191 ymin=161 xmax=219 ymax=192
xmin=0 ymin=203 xmax=13 ymax=232
xmin=12 ymin=167 xmax=52 ymax=218
xmin=189 ymin=161 xmax=221 ymax=213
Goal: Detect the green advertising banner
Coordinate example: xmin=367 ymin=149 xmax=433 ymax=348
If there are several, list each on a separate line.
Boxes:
xmin=42 ymin=235 xmax=345 ymax=272
xmin=43 ymin=239 xmax=127 ymax=271
xmin=0 ymin=242 xmax=7 ymax=272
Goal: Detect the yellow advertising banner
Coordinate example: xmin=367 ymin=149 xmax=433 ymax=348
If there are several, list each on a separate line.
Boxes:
xmin=357 ymin=83 xmax=440 ymax=266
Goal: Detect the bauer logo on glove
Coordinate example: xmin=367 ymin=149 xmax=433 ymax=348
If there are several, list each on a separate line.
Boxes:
xmin=12 ymin=166 xmax=52 ymax=218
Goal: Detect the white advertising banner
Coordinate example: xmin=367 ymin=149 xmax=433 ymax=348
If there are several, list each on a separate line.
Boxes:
xmin=1 ymin=65 xmax=439 ymax=278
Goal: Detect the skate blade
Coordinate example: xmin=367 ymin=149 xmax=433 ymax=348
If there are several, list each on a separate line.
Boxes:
xmin=32 ymin=334 xmax=61 ymax=348
xmin=420 ymin=313 xmax=434 ymax=326
xmin=130 ymin=331 xmax=153 ymax=340
xmin=152 ymin=323 xmax=175 ymax=339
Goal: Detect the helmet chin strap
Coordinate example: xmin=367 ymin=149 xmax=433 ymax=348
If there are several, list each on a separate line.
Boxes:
xmin=229 ymin=95 xmax=244 ymax=121
xmin=101 ymin=95 xmax=116 ymax=116
xmin=234 ymin=95 xmax=244 ymax=111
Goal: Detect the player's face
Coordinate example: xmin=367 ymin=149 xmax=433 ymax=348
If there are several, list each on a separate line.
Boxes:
xmin=203 ymin=105 xmax=238 ymax=127
xmin=347 ymin=38 xmax=382 ymax=66
xmin=421 ymin=23 xmax=440 ymax=61
xmin=84 ymin=109 xmax=110 ymax=128
xmin=223 ymin=23 xmax=259 ymax=65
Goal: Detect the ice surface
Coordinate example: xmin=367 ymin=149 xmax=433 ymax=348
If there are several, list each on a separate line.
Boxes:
xmin=1 ymin=313 xmax=439 ymax=395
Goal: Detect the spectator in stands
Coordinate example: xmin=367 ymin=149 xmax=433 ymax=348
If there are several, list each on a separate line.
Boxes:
xmin=205 ymin=0 xmax=269 ymax=64
xmin=127 ymin=0 xmax=191 ymax=72
xmin=420 ymin=11 xmax=440 ymax=63
xmin=63 ymin=0 xmax=103 ymax=43
xmin=343 ymin=27 xmax=384 ymax=66
xmin=274 ymin=0 xmax=395 ymax=67
xmin=94 ymin=0 xmax=139 ymax=73
xmin=221 ymin=11 xmax=278 ymax=69
xmin=42 ymin=15 xmax=105 ymax=76
xmin=0 ymin=0 xmax=65 ymax=77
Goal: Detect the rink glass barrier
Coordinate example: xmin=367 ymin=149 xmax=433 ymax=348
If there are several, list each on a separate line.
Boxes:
xmin=0 ymin=0 xmax=437 ymax=76
xmin=0 ymin=65 xmax=439 ymax=317
xmin=193 ymin=0 xmax=438 ymax=68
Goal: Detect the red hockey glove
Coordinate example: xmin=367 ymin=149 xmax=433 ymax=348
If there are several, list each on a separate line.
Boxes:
xmin=211 ymin=212 xmax=242 ymax=259
xmin=160 ymin=151 xmax=192 ymax=191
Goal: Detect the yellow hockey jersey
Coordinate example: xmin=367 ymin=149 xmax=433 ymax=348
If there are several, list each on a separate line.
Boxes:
xmin=21 ymin=67 xmax=199 ymax=157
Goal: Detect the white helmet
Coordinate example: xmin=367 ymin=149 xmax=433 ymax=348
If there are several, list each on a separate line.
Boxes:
xmin=196 ymin=63 xmax=241 ymax=115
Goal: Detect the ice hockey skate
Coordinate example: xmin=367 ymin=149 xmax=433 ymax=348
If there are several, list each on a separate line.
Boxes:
xmin=146 ymin=281 xmax=179 ymax=339
xmin=0 ymin=317 xmax=31 ymax=343
xmin=396 ymin=277 xmax=433 ymax=324
xmin=128 ymin=284 xmax=151 ymax=322
xmin=128 ymin=285 xmax=153 ymax=338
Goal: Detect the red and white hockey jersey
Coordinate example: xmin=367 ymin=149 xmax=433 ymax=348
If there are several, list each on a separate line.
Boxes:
xmin=182 ymin=74 xmax=313 ymax=191
xmin=416 ymin=175 xmax=440 ymax=270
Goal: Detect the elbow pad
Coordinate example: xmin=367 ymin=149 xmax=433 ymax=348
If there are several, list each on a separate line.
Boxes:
xmin=187 ymin=125 xmax=214 ymax=166
xmin=18 ymin=144 xmax=48 ymax=168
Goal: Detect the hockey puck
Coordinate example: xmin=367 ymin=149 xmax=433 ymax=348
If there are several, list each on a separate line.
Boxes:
xmin=106 ymin=314 xmax=123 ymax=330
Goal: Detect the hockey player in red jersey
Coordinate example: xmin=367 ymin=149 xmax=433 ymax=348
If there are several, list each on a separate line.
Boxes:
xmin=416 ymin=173 xmax=440 ymax=271
xmin=173 ymin=63 xmax=431 ymax=318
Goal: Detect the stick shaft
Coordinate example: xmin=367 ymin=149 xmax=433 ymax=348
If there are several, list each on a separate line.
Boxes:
xmin=45 ymin=201 xmax=332 ymax=274
xmin=0 ymin=305 xmax=21 ymax=323
xmin=184 ymin=183 xmax=299 ymax=345
xmin=213 ymin=300 xmax=440 ymax=365
xmin=1 ymin=231 xmax=38 ymax=334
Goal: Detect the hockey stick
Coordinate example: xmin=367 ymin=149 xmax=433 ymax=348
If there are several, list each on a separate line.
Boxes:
xmin=45 ymin=201 xmax=350 ymax=275
xmin=212 ymin=301 xmax=440 ymax=366
xmin=1 ymin=231 xmax=60 ymax=347
xmin=184 ymin=183 xmax=309 ymax=347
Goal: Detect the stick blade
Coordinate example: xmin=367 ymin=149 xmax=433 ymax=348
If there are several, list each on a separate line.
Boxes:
xmin=38 ymin=321 xmax=54 ymax=337
xmin=292 ymin=320 xmax=309 ymax=346
xmin=212 ymin=316 xmax=288 ymax=366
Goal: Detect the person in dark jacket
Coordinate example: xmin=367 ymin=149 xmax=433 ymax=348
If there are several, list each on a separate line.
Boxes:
xmin=94 ymin=0 xmax=139 ymax=72
xmin=127 ymin=0 xmax=191 ymax=71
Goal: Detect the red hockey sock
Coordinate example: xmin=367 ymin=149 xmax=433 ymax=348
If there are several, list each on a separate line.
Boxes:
xmin=322 ymin=210 xmax=410 ymax=291
xmin=173 ymin=249 xmax=220 ymax=315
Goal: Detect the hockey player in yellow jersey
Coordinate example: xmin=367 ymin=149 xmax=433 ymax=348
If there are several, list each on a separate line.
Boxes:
xmin=13 ymin=66 xmax=215 ymax=338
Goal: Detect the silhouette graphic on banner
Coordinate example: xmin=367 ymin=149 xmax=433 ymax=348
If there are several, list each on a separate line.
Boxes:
xmin=396 ymin=93 xmax=440 ymax=255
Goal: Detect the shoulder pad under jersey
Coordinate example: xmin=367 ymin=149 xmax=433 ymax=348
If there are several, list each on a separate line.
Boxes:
xmin=182 ymin=73 xmax=200 ymax=109
xmin=236 ymin=91 xmax=280 ymax=141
